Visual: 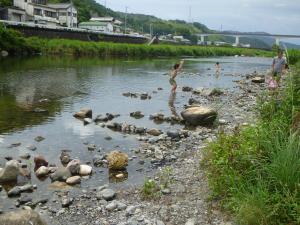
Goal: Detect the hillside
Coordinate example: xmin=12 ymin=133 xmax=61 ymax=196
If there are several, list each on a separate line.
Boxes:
xmin=1 ymin=0 xmax=299 ymax=48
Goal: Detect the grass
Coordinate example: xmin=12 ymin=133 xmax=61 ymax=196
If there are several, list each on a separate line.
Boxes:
xmin=29 ymin=38 xmax=273 ymax=58
xmin=203 ymin=55 xmax=300 ymax=225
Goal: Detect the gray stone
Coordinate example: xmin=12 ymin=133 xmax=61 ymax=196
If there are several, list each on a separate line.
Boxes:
xmin=50 ymin=167 xmax=71 ymax=182
xmin=0 ymin=160 xmax=20 ymax=183
xmin=20 ymin=153 xmax=31 ymax=160
xmin=185 ymin=218 xmax=195 ymax=225
xmin=60 ymin=151 xmax=71 ymax=165
xmin=18 ymin=195 xmax=32 ymax=205
xmin=35 ymin=166 xmax=50 ymax=177
xmin=66 ymin=176 xmax=81 ymax=185
xmin=0 ymin=208 xmax=47 ymax=225
xmin=73 ymin=108 xmax=92 ymax=118
xmin=66 ymin=159 xmax=81 ymax=175
xmin=100 ymin=189 xmax=116 ymax=201
xmin=116 ymin=201 xmax=127 ymax=210
xmin=126 ymin=205 xmax=136 ymax=216
xmin=105 ymin=201 xmax=117 ymax=211
xmin=181 ymin=106 xmax=217 ymax=126
xmin=34 ymin=136 xmax=45 ymax=142
xmin=62 ymin=197 xmax=73 ymax=208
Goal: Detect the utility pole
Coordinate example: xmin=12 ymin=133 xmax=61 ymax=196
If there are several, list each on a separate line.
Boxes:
xmin=189 ymin=6 xmax=192 ymax=23
xmin=104 ymin=0 xmax=107 ymax=15
xmin=149 ymin=23 xmax=153 ymax=38
xmin=124 ymin=6 xmax=128 ymax=34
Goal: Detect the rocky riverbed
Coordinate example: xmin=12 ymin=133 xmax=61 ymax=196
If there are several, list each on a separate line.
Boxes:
xmin=0 ymin=69 xmax=267 ymax=225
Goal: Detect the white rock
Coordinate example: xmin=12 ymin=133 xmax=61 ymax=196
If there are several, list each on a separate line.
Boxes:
xmin=79 ymin=165 xmax=92 ymax=176
xmin=35 ymin=166 xmax=50 ymax=177
xmin=66 ymin=176 xmax=81 ymax=185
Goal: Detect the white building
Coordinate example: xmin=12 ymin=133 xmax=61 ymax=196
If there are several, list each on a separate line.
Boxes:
xmin=78 ymin=21 xmax=114 ymax=33
xmin=89 ymin=17 xmax=122 ymax=33
xmin=11 ymin=0 xmax=77 ymax=27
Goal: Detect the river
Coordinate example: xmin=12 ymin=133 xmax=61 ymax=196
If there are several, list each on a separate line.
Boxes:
xmin=0 ymin=56 xmax=271 ymax=211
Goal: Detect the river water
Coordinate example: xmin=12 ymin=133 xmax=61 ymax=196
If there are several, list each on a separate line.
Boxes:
xmin=0 ymin=56 xmax=271 ymax=211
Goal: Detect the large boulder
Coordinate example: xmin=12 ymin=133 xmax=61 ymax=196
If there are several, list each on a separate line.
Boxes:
xmin=181 ymin=106 xmax=217 ymax=126
xmin=0 ymin=208 xmax=47 ymax=225
xmin=252 ymin=76 xmax=265 ymax=83
xmin=106 ymin=151 xmax=128 ymax=170
xmin=0 ymin=160 xmax=20 ymax=183
xmin=73 ymin=108 xmax=92 ymax=119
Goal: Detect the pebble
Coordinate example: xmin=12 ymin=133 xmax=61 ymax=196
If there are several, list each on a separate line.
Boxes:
xmin=126 ymin=205 xmax=136 ymax=216
xmin=100 ymin=188 xmax=116 ymax=201
xmin=62 ymin=197 xmax=73 ymax=208
xmin=19 ymin=153 xmax=31 ymax=160
xmin=35 ymin=136 xmax=45 ymax=142
xmin=105 ymin=201 xmax=117 ymax=211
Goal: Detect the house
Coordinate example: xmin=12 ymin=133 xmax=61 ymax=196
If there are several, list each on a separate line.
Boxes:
xmin=4 ymin=0 xmax=77 ymax=27
xmin=78 ymin=21 xmax=114 ymax=33
xmin=0 ymin=6 xmax=26 ymax=22
xmin=89 ymin=17 xmax=122 ymax=33
xmin=47 ymin=3 xmax=77 ymax=27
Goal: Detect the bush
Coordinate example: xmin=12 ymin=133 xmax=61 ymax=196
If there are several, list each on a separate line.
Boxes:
xmin=203 ymin=59 xmax=300 ymax=224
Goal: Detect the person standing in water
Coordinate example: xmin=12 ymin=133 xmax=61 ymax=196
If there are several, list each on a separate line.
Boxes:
xmin=169 ymin=59 xmax=185 ymax=93
xmin=215 ymin=62 xmax=221 ymax=74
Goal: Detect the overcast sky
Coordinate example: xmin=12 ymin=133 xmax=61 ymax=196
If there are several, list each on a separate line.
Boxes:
xmin=98 ymin=0 xmax=300 ymax=43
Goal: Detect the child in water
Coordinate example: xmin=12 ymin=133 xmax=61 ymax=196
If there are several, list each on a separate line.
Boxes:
xmin=215 ymin=62 xmax=221 ymax=74
xmin=169 ymin=59 xmax=185 ymax=93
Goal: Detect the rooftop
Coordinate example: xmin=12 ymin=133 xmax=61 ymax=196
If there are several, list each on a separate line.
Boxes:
xmin=47 ymin=3 xmax=74 ymax=9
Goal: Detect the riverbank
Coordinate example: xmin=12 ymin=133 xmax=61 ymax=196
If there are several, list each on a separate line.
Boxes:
xmin=37 ymin=63 xmax=267 ymax=225
xmin=0 ymin=25 xmax=273 ymax=58
xmin=203 ymin=60 xmax=300 ymax=225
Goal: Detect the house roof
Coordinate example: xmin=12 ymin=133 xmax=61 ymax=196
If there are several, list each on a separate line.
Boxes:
xmin=90 ymin=17 xmax=114 ymax=22
xmin=47 ymin=3 xmax=74 ymax=9
xmin=79 ymin=22 xmax=111 ymax=26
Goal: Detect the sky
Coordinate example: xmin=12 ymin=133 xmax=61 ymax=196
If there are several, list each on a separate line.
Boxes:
xmin=99 ymin=0 xmax=300 ymax=44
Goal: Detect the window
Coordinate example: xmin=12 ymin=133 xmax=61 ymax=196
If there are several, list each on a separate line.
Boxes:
xmin=73 ymin=13 xmax=76 ymax=17
xmin=45 ymin=10 xmax=56 ymax=18
xmin=60 ymin=12 xmax=67 ymax=16
xmin=32 ymin=0 xmax=47 ymax=5
xmin=33 ymin=8 xmax=42 ymax=16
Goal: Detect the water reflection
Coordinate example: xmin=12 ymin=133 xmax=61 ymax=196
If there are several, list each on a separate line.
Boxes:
xmin=168 ymin=92 xmax=179 ymax=117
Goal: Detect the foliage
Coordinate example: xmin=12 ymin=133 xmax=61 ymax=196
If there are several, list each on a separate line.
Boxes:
xmin=157 ymin=166 xmax=173 ymax=189
xmin=203 ymin=55 xmax=300 ymax=225
xmin=0 ymin=0 xmax=11 ymax=7
xmin=140 ymin=179 xmax=160 ymax=199
xmin=0 ymin=24 xmax=38 ymax=54
xmin=26 ymin=37 xmax=272 ymax=58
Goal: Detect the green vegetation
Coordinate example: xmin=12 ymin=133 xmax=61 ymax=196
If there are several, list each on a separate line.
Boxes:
xmin=26 ymin=37 xmax=273 ymax=58
xmin=141 ymin=167 xmax=174 ymax=199
xmin=0 ymin=24 xmax=37 ymax=54
xmin=203 ymin=51 xmax=300 ymax=225
xmin=141 ymin=179 xmax=160 ymax=199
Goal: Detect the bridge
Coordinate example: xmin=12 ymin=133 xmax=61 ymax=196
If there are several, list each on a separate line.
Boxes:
xmin=197 ymin=32 xmax=300 ymax=46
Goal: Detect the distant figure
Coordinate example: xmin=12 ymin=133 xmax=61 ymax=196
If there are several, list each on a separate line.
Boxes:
xmin=272 ymin=49 xmax=286 ymax=84
xmin=215 ymin=62 xmax=221 ymax=74
xmin=169 ymin=59 xmax=185 ymax=93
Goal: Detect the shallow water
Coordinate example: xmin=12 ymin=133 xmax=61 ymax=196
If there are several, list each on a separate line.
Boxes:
xmin=0 ymin=56 xmax=271 ymax=210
